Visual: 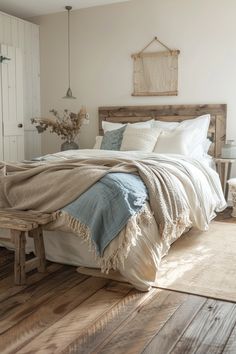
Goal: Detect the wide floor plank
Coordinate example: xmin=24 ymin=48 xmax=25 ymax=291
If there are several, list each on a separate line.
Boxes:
xmin=0 ymin=267 xmax=87 ymax=333
xmin=142 ymin=294 xmax=206 ymax=354
xmin=171 ymin=299 xmax=236 ymax=354
xmin=0 ymin=262 xmax=63 ymax=303
xmin=223 ymin=323 xmax=236 ymax=354
xmin=16 ymin=282 xmax=133 ymax=354
xmin=94 ymin=290 xmax=189 ymax=354
xmin=63 ymin=287 xmax=159 ymax=354
xmin=0 ymin=276 xmax=108 ymax=354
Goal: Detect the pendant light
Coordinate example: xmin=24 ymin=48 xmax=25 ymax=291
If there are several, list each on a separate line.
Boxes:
xmin=63 ymin=5 xmax=76 ymax=99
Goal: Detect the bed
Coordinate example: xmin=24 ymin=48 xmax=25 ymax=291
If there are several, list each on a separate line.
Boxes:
xmin=0 ymin=104 xmax=227 ymax=291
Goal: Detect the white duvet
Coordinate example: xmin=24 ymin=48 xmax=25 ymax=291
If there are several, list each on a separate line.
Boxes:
xmin=0 ymin=150 xmax=226 ymax=291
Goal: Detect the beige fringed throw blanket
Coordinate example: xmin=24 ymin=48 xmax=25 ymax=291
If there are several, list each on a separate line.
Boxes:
xmin=0 ymin=158 xmax=191 ymax=269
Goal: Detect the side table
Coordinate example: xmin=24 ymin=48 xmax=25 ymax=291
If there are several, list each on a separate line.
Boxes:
xmin=228 ymin=179 xmax=236 ymax=217
xmin=214 ymin=158 xmax=235 ymax=199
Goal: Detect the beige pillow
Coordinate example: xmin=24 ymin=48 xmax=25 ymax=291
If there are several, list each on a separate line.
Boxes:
xmin=121 ymin=125 xmax=161 ymax=152
xmin=93 ymin=136 xmax=103 ymax=149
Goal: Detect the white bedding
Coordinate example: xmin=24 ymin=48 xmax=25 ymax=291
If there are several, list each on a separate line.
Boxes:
xmin=0 ymin=150 xmax=226 ymax=291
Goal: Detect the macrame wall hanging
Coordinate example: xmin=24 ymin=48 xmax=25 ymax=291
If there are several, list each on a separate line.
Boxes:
xmin=132 ymin=37 xmax=180 ymax=96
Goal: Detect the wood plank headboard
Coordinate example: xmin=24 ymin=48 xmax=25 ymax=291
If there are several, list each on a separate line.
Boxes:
xmin=98 ymin=104 xmax=227 ymax=158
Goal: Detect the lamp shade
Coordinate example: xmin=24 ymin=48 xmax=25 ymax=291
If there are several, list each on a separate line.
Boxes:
xmin=63 ymin=87 xmax=76 ymax=99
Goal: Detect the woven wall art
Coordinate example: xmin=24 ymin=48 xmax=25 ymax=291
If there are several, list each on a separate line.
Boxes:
xmin=132 ymin=37 xmax=180 ymax=96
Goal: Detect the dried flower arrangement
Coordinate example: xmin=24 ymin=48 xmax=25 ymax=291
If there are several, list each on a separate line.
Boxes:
xmin=31 ymin=107 xmax=89 ymax=143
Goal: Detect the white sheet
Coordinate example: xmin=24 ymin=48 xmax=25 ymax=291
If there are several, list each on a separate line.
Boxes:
xmin=38 ymin=149 xmax=216 ymax=171
xmin=38 ymin=149 xmax=212 ymax=164
xmin=0 ymin=150 xmax=226 ymax=291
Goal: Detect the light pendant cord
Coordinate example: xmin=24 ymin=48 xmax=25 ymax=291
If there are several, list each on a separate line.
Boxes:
xmin=67 ymin=6 xmax=71 ymax=89
xmin=63 ymin=5 xmax=75 ymax=98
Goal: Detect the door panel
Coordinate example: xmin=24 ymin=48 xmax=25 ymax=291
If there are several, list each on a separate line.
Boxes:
xmin=3 ymin=136 xmax=24 ymax=161
xmin=3 ymin=122 xmax=24 ymax=136
xmin=0 ymin=44 xmax=24 ymax=161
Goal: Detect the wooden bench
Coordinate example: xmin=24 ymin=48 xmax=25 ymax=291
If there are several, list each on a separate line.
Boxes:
xmin=0 ymin=210 xmax=53 ymax=285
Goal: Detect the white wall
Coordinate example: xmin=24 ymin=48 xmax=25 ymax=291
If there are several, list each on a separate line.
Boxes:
xmin=0 ymin=11 xmax=41 ymax=159
xmin=33 ymin=0 xmax=236 ymax=154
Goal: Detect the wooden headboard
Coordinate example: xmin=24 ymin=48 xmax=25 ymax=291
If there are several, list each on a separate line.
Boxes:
xmin=99 ymin=104 xmax=227 ymax=158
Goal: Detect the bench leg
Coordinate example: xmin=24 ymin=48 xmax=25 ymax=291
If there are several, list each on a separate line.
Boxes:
xmin=29 ymin=226 xmax=46 ymax=273
xmin=11 ymin=230 xmax=26 ymax=285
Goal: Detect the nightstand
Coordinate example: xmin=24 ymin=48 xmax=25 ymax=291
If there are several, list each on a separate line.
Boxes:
xmin=214 ymin=158 xmax=235 ymax=199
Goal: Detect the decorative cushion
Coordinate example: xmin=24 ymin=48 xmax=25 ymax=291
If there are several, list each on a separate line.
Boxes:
xmin=121 ymin=125 xmax=161 ymax=152
xmin=100 ymin=126 xmax=126 ymax=150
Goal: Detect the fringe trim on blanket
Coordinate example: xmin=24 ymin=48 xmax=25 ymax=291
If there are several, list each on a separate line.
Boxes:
xmin=101 ymin=206 xmax=152 ymax=273
xmin=54 ymin=206 xmax=152 ymax=273
xmin=159 ymin=212 xmax=192 ymax=249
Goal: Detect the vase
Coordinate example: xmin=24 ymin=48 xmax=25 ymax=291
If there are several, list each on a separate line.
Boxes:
xmin=61 ymin=140 xmax=79 ymax=151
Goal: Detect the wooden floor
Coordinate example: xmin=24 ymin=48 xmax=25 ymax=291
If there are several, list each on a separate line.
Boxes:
xmin=0 ymin=210 xmax=236 ymax=354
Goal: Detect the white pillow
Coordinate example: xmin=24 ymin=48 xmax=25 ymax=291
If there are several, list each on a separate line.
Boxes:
xmin=152 ymin=120 xmax=179 ymax=131
xmin=190 ymin=138 xmax=212 ymax=158
xmin=177 ymin=114 xmax=210 ymax=157
xmin=153 ymin=114 xmax=210 ymax=131
xmin=153 ymin=114 xmax=210 ymax=158
xmin=93 ymin=136 xmax=103 ymax=149
xmin=153 ymin=114 xmax=210 ymax=142
xmin=121 ymin=125 xmax=161 ymax=152
xmin=177 ymin=114 xmax=210 ymax=141
xmin=102 ymin=119 xmax=153 ymax=133
xmin=204 ymin=138 xmax=212 ymax=153
xmin=153 ymin=129 xmax=202 ymax=156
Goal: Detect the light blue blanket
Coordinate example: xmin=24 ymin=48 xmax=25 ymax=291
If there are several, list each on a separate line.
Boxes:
xmin=61 ymin=172 xmax=148 ymax=256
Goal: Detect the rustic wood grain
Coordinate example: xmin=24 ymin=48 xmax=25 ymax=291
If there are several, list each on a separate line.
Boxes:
xmin=0 ymin=217 xmax=38 ymax=231
xmin=0 ymin=275 xmax=110 ymax=354
xmin=0 ymin=262 xmax=62 ymax=303
xmin=0 ymin=210 xmax=51 ymax=285
xmin=0 ymin=266 xmax=82 ymax=332
xmin=62 ymin=288 xmax=159 ymax=354
xmin=0 ymin=237 xmax=14 ymax=243
xmin=1 ymin=247 xmax=236 ymax=354
xmin=29 ymin=227 xmax=46 ymax=273
xmin=223 ymin=323 xmax=236 ymax=353
xmin=142 ymin=295 xmax=206 ymax=354
xmin=13 ymin=230 xmax=26 ymax=285
xmin=98 ymin=104 xmax=227 ymax=157
xmin=94 ymin=290 xmax=189 ymax=354
xmin=132 ymin=91 xmax=178 ymax=96
xmin=170 ymin=299 xmax=236 ymax=354
xmin=16 ymin=282 xmax=133 ymax=354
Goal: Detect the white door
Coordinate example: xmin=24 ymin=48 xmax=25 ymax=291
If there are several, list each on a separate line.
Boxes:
xmin=0 ymin=44 xmax=24 ymax=161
